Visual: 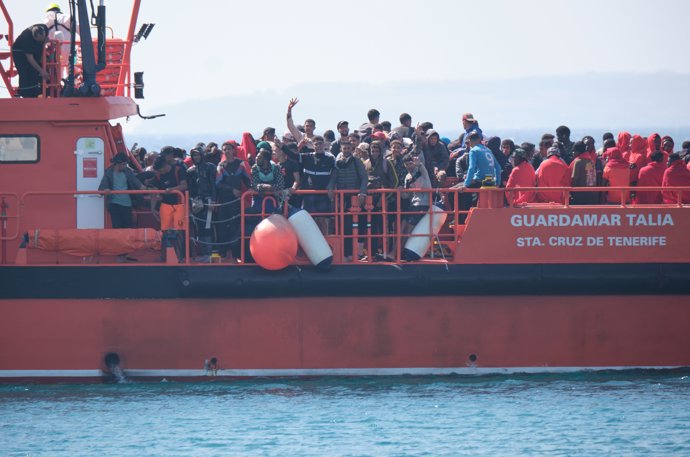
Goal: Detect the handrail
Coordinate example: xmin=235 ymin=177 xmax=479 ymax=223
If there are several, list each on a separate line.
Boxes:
xmin=0 ymin=0 xmax=16 ymax=97
xmin=0 ymin=193 xmax=20 ymax=264
xmin=19 ymin=189 xmax=189 ymax=264
xmin=3 ymin=185 xmax=689 ymax=266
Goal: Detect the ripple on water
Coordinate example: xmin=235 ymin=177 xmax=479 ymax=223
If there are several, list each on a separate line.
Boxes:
xmin=1 ymin=371 xmax=689 ymax=456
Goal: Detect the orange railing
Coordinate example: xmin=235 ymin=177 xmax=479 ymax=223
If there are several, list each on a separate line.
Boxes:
xmin=2 ymin=0 xmax=141 ymax=99
xmin=1 ymin=185 xmax=690 ymax=266
xmin=0 ymin=0 xmax=16 ymax=97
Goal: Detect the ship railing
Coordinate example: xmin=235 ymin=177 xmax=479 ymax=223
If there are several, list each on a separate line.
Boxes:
xmin=2 ymin=186 xmax=690 ymax=266
xmin=237 ymin=188 xmax=466 ymax=265
xmin=503 ymin=186 xmax=690 ymax=208
xmin=41 ymin=36 xmax=131 ymax=98
xmin=0 ymin=193 xmax=19 ymax=264
xmin=0 ymin=0 xmax=16 ymax=97
xmin=2 ymin=189 xmax=187 ymax=265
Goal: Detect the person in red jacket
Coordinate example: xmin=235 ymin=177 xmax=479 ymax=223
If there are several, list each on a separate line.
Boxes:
xmin=628 ymin=134 xmax=648 ymax=184
xmin=661 ymin=136 xmax=674 ymax=157
xmin=505 ymin=148 xmax=536 ymax=205
xmin=634 ymin=151 xmax=665 ymax=204
xmin=647 ymin=133 xmax=662 ymax=161
xmin=617 ymin=131 xmax=632 ymax=161
xmin=536 ymin=145 xmax=570 ymax=204
xmin=662 ymin=153 xmax=690 ymax=204
xmin=602 ymin=147 xmax=631 ymax=204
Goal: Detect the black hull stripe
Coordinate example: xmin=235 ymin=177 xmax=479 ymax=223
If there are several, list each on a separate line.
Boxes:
xmin=1 ymin=264 xmax=689 ymax=299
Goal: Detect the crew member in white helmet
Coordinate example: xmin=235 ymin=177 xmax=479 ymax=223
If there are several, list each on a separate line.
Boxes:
xmin=43 ymin=3 xmax=76 ymax=68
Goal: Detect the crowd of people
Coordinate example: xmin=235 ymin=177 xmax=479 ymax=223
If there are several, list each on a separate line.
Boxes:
xmin=100 ymin=99 xmax=690 ymax=262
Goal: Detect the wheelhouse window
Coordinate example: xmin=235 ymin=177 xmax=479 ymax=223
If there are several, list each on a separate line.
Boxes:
xmin=0 ymin=135 xmax=40 ymax=163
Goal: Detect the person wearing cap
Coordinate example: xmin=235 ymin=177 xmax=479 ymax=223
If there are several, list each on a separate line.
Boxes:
xmin=11 ymin=24 xmax=49 ymax=98
xmin=99 ymin=152 xmax=145 ymax=229
xmin=330 ymin=121 xmax=350 ymax=155
xmin=458 ymin=113 xmax=483 ymax=147
xmin=43 ymin=3 xmax=74 ymax=68
xmin=260 ymin=127 xmax=276 ymax=143
xmin=505 ymin=148 xmax=536 ymax=206
xmin=536 ymin=145 xmax=571 ymax=204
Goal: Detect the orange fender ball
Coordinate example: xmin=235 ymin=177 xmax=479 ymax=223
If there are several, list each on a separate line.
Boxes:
xmin=250 ymin=214 xmax=298 ymax=270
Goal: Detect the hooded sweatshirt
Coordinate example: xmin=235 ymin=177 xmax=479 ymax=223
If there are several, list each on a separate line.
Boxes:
xmin=602 ymin=147 xmax=631 ymax=203
xmin=634 ymin=160 xmax=665 ymax=204
xmin=628 ymin=135 xmax=649 ymax=183
xmin=617 ymin=132 xmax=632 ymax=161
xmin=536 ymin=154 xmax=571 ymax=203
xmin=505 ymin=160 xmax=536 ymax=205
xmin=487 ymin=136 xmax=509 ymax=184
xmin=646 ymin=133 xmax=662 ymax=160
xmin=662 ymin=160 xmax=690 ymax=204
xmin=423 ymin=130 xmax=450 ymax=173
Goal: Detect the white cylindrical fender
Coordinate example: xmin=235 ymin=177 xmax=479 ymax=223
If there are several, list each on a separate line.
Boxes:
xmin=287 ymin=208 xmax=333 ymax=270
xmin=403 ymin=204 xmax=447 ymax=261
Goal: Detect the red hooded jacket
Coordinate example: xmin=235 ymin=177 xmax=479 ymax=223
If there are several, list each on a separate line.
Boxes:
xmin=602 ymin=147 xmax=631 ymax=203
xmin=536 ymin=155 xmax=570 ymax=203
xmin=505 ymin=160 xmax=536 ymax=205
xmin=662 ymin=160 xmax=690 ymax=204
xmin=628 ymin=135 xmax=648 ymax=183
xmin=617 ymin=132 xmax=631 ymax=161
xmin=646 ymin=133 xmax=662 ymax=160
xmin=634 ymin=161 xmax=665 ymax=204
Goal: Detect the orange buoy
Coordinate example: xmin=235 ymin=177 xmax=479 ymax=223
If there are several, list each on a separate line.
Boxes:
xmin=250 ymin=214 xmax=298 ymax=270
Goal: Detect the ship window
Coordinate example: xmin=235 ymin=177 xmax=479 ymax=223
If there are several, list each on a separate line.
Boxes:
xmin=0 ymin=135 xmax=40 ymax=163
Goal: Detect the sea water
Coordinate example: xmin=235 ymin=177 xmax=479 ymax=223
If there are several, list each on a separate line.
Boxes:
xmin=1 ymin=371 xmax=689 ymax=456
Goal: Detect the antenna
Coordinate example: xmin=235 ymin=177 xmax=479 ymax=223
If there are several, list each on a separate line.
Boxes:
xmin=133 ymin=23 xmax=155 ymax=43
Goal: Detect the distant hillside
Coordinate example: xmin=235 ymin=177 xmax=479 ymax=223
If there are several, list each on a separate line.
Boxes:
xmin=128 ymin=72 xmax=690 ymax=150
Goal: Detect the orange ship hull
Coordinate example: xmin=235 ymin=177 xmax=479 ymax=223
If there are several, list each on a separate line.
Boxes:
xmin=2 ymin=276 xmax=690 ymax=381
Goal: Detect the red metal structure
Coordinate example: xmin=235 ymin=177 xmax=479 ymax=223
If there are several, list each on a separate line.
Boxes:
xmin=1 ymin=1 xmax=689 ymax=382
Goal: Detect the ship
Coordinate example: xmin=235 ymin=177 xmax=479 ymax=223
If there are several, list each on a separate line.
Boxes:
xmin=1 ymin=0 xmax=689 ymax=383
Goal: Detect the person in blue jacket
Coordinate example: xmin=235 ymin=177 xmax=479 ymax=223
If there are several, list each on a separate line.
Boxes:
xmin=464 ymin=131 xmax=502 ymax=188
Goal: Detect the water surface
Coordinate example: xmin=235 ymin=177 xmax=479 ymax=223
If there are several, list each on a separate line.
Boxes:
xmin=1 ymin=371 xmax=689 ymax=456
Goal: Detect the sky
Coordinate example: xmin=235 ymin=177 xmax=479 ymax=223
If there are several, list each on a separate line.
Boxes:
xmin=3 ymin=0 xmax=690 ymax=139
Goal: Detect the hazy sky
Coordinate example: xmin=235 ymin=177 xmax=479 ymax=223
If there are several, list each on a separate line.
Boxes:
xmin=3 ymin=0 xmax=690 ymax=136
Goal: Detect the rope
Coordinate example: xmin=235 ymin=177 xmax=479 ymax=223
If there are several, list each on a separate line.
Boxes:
xmin=189 ymin=213 xmax=241 ymax=224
